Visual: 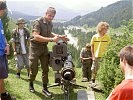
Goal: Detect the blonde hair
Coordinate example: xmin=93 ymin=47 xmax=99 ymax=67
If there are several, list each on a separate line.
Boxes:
xmin=96 ymin=22 xmax=109 ymax=33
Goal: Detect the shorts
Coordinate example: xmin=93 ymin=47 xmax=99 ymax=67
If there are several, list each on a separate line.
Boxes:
xmin=0 ymin=55 xmax=8 ymax=79
xmin=91 ymin=57 xmax=101 ymax=73
xmin=15 ymin=54 xmax=29 ymax=70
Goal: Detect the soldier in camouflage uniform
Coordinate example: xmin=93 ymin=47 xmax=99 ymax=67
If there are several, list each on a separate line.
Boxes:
xmin=80 ymin=43 xmax=92 ymax=82
xmin=11 ymin=18 xmax=30 ymax=78
xmin=28 ymin=7 xmax=69 ymax=98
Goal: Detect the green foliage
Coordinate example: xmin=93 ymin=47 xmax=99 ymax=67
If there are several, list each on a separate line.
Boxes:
xmin=1 ymin=14 xmax=10 ymax=41
xmin=67 ymin=44 xmax=81 ymax=68
xmin=52 ymin=26 xmax=65 ymax=35
xmin=69 ymin=28 xmax=95 ymax=50
xmin=97 ymin=19 xmax=133 ymax=97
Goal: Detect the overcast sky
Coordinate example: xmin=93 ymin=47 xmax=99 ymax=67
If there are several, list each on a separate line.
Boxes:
xmin=7 ymin=0 xmax=119 ymax=13
xmin=6 ymin=0 xmax=120 ymax=20
xmin=48 ymin=0 xmax=118 ymax=13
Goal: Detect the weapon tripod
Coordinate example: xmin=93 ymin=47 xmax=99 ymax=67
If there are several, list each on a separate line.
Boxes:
xmin=47 ymin=71 xmax=87 ymax=100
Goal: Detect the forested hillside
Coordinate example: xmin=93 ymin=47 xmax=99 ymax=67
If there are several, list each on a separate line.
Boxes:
xmin=63 ymin=0 xmax=132 ymax=28
xmin=8 ymin=11 xmax=39 ymax=23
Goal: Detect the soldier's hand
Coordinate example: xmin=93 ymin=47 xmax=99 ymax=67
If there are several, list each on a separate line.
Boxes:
xmin=58 ymin=35 xmax=69 ymax=42
xmin=52 ymin=35 xmax=60 ymax=42
xmin=92 ymin=56 xmax=95 ymax=61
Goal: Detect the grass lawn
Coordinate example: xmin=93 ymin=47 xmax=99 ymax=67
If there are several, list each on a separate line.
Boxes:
xmin=5 ymin=59 xmax=106 ymax=100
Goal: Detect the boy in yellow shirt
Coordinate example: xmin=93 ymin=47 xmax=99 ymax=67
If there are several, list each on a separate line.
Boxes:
xmin=90 ymin=22 xmax=111 ymax=83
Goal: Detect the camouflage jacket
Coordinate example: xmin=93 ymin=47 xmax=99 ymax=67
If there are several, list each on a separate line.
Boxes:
xmin=80 ymin=48 xmax=92 ymax=64
xmin=11 ymin=27 xmax=30 ymax=54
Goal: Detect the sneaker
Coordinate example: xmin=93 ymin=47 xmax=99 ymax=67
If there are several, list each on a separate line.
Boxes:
xmin=88 ymin=81 xmax=93 ymax=84
xmin=81 ymin=77 xmax=88 ymax=82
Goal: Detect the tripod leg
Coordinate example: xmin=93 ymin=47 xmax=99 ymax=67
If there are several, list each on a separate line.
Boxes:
xmin=70 ymin=82 xmax=87 ymax=89
xmin=47 ymin=83 xmax=60 ymax=88
xmin=64 ymin=86 xmax=70 ymax=100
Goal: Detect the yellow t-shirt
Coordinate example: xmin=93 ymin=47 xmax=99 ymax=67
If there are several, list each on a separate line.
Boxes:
xmin=91 ymin=33 xmax=111 ymax=57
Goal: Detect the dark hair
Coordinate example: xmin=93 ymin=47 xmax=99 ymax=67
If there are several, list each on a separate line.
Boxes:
xmin=0 ymin=1 xmax=7 ymax=10
xmin=85 ymin=43 xmax=91 ymax=48
xmin=119 ymin=45 xmax=133 ymax=66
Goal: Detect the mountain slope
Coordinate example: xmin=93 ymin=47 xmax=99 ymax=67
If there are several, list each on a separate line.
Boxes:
xmin=8 ymin=11 xmax=40 ymax=22
xmin=64 ymin=0 xmax=132 ymax=28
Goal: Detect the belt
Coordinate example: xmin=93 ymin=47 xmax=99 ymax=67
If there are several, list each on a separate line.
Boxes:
xmin=30 ymin=41 xmax=47 ymax=47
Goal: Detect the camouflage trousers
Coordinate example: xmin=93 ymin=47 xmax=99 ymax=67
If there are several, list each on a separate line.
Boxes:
xmin=29 ymin=45 xmax=49 ymax=84
xmin=82 ymin=62 xmax=92 ymax=80
xmin=91 ymin=57 xmax=101 ymax=80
